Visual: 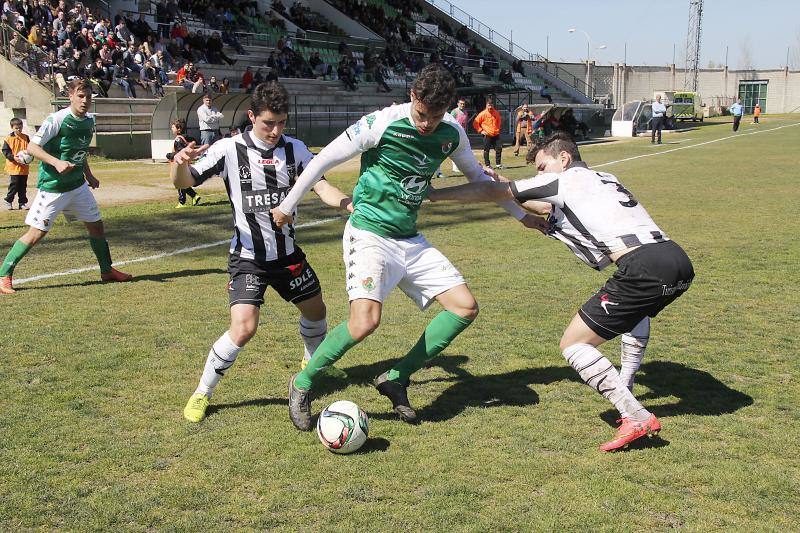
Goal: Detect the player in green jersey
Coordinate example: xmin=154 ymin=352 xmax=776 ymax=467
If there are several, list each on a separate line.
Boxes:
xmin=0 ymin=79 xmax=132 ymax=294
xmin=271 ymin=64 xmax=544 ymax=430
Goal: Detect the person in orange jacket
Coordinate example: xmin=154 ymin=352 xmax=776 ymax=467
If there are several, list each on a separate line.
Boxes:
xmin=753 ymin=103 xmax=761 ymax=124
xmin=473 ymin=99 xmax=503 ymax=169
xmin=3 ymin=118 xmax=30 ymax=210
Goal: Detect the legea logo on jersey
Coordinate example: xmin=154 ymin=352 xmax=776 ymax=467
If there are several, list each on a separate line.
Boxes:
xmin=258 ymin=158 xmax=279 ymax=165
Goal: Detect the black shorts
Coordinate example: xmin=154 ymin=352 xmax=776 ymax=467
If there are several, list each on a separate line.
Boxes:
xmin=579 ymin=240 xmax=694 ymax=340
xmin=227 ymin=249 xmax=322 ymax=307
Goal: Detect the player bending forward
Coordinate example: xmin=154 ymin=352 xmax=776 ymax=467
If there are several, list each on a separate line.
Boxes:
xmin=271 ymin=64 xmax=543 ymax=430
xmin=429 ymin=132 xmax=695 ymax=451
xmin=0 ymin=79 xmax=132 ymax=294
xmin=171 ymin=82 xmax=352 ymax=422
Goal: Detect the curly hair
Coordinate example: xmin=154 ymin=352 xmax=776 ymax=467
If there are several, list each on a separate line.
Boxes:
xmin=526 ymin=131 xmax=582 ymax=164
xmin=411 ymin=64 xmax=456 ymax=110
xmin=251 ymin=81 xmax=290 ymax=116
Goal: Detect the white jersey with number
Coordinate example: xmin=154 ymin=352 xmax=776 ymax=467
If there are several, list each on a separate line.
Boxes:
xmin=510 ymin=166 xmax=669 ymax=270
xmin=189 ymin=129 xmax=316 ymax=262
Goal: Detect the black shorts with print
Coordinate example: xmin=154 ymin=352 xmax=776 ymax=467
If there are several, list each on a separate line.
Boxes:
xmin=227 ymin=248 xmax=322 ymax=307
xmin=578 ymin=240 xmax=694 ymax=340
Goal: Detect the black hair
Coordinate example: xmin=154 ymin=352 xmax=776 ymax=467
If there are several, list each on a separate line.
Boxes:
xmin=10 ymin=117 xmax=23 ymax=128
xmin=251 ymin=81 xmax=289 ymax=116
xmin=526 ymin=131 xmax=582 ymax=164
xmin=411 ymin=63 xmax=456 ymax=110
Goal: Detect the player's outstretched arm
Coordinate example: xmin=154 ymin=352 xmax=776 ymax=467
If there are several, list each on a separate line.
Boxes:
xmin=428 ymin=181 xmax=513 ymax=203
xmin=170 ymin=141 xmax=209 ymax=188
xmin=273 ymin=131 xmax=363 ymax=227
xmin=312 ymin=179 xmax=354 ymax=213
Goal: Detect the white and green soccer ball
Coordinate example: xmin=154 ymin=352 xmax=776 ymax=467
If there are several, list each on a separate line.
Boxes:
xmin=316 ymin=400 xmax=369 ymax=454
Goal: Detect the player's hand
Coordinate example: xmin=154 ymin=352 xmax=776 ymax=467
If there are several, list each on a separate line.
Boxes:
xmin=483 ymin=166 xmax=509 ymax=182
xmin=345 ymin=201 xmax=354 ymax=213
xmin=270 ymin=206 xmax=293 ymax=227
xmin=53 ymin=159 xmax=75 ymax=174
xmin=86 ymin=175 xmax=100 ymax=188
xmin=520 ymin=214 xmax=551 ymax=234
xmin=172 ymin=141 xmax=209 ymax=165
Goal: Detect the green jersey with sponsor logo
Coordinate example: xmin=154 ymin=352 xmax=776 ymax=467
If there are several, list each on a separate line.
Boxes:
xmin=345 ymin=103 xmax=463 ymax=238
xmin=32 ymin=107 xmax=95 ymax=193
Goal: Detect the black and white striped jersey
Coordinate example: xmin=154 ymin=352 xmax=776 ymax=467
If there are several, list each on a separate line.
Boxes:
xmin=510 ymin=166 xmax=669 ymax=270
xmin=189 ymin=129 xmax=316 ymax=262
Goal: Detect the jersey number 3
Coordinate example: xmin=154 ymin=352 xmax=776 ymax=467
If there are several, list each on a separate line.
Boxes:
xmin=600 ymin=179 xmax=638 ymax=207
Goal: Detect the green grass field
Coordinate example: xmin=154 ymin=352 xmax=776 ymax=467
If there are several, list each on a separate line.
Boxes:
xmin=1 ymin=116 xmax=799 ymax=530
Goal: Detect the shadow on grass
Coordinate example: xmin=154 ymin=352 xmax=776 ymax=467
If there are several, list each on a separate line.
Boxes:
xmin=206 ymin=396 xmax=285 ymax=417
xmin=599 ymin=360 xmax=754 ymax=425
xmin=30 ymin=268 xmax=226 ymax=290
xmin=313 ymin=356 xmax=752 ymax=426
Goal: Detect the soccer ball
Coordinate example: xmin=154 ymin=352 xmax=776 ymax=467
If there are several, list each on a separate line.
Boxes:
xmin=316 ymin=400 xmax=369 ymax=454
xmin=16 ymin=150 xmax=33 ymax=165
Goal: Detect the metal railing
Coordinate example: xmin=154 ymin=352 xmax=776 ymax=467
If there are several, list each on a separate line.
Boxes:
xmin=421 ymin=0 xmax=597 ymax=101
xmin=0 ymin=22 xmax=57 ymax=98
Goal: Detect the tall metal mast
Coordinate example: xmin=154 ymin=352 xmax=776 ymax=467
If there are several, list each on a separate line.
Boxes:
xmin=684 ymin=0 xmax=703 ymax=91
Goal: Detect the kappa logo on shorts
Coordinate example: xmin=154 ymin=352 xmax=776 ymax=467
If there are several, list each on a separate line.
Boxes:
xmin=361 ymin=277 xmax=375 ymax=291
xmin=245 ymin=274 xmax=260 ymax=291
xmin=599 ymin=294 xmax=619 ymax=314
xmin=227 ymin=279 xmax=234 ymax=291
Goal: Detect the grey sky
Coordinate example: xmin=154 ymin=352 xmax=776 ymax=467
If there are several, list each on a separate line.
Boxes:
xmin=445 ymin=0 xmax=800 ymax=69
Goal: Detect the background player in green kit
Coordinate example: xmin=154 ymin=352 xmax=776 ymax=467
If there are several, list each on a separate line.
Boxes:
xmin=271 ymin=64 xmax=544 ymax=430
xmin=0 ymin=79 xmax=132 ymax=294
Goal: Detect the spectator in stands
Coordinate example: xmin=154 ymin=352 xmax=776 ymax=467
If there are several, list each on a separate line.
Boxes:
xmin=338 ymin=57 xmax=358 ymax=91
xmin=206 ymin=32 xmax=236 ymax=65
xmin=88 ymin=56 xmax=110 ymax=97
xmin=207 ymin=75 xmax=221 ymax=95
xmin=197 ymin=93 xmax=223 ymax=145
xmin=220 ymin=78 xmax=231 ymax=95
xmin=140 ymin=59 xmax=165 ymax=97
xmin=192 ymin=74 xmax=207 ymax=94
xmin=114 ymin=18 xmax=133 ymax=46
xmin=253 ymin=67 xmax=265 ymax=85
xmin=473 ymin=98 xmax=503 ymax=169
xmin=373 ymin=62 xmax=391 ymax=93
xmin=309 ymin=51 xmax=325 ymax=78
xmin=155 ymin=0 xmax=169 ymax=38
xmin=267 ymin=51 xmax=277 ymax=69
xmin=113 ymin=57 xmax=137 ymax=98
xmin=499 ymin=68 xmax=514 ymax=85
xmin=241 ymin=65 xmax=254 ymax=91
xmin=540 ymin=85 xmax=553 ymax=104
xmin=265 ymin=68 xmax=278 ymax=82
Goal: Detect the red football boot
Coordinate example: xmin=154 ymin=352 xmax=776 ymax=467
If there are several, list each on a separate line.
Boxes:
xmin=0 ymin=275 xmax=15 ymax=294
xmin=599 ymin=414 xmax=661 ymax=452
xmin=100 ymin=268 xmax=133 ymax=282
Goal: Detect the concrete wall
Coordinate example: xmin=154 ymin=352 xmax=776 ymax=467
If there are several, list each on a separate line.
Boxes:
xmin=0 ymin=55 xmax=54 ymax=128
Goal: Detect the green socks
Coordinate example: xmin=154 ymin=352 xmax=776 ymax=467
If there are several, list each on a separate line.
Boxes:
xmin=0 ymin=240 xmax=32 ymax=276
xmin=387 ymin=310 xmax=473 ymax=383
xmin=89 ymin=237 xmax=113 ymax=274
xmin=294 ymin=311 xmax=473 ymax=390
xmin=295 ymin=321 xmax=360 ymax=390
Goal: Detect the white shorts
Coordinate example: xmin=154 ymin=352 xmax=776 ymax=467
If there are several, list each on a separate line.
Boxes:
xmin=343 ymin=220 xmax=466 ymax=310
xmin=25 ymin=183 xmax=101 ymax=231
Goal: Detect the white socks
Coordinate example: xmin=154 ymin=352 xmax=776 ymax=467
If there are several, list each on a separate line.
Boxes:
xmin=563 ymin=343 xmax=650 ymax=421
xmin=195 ymin=331 xmax=242 ymax=398
xmin=299 ymin=317 xmax=327 ymax=362
xmin=620 ymin=317 xmax=650 ymax=392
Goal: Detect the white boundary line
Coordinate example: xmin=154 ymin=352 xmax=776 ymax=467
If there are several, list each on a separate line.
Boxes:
xmin=14 ymin=216 xmax=342 ymax=286
xmin=594 ymin=121 xmax=800 ymax=168
xmin=12 ymin=121 xmax=800 ymax=286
